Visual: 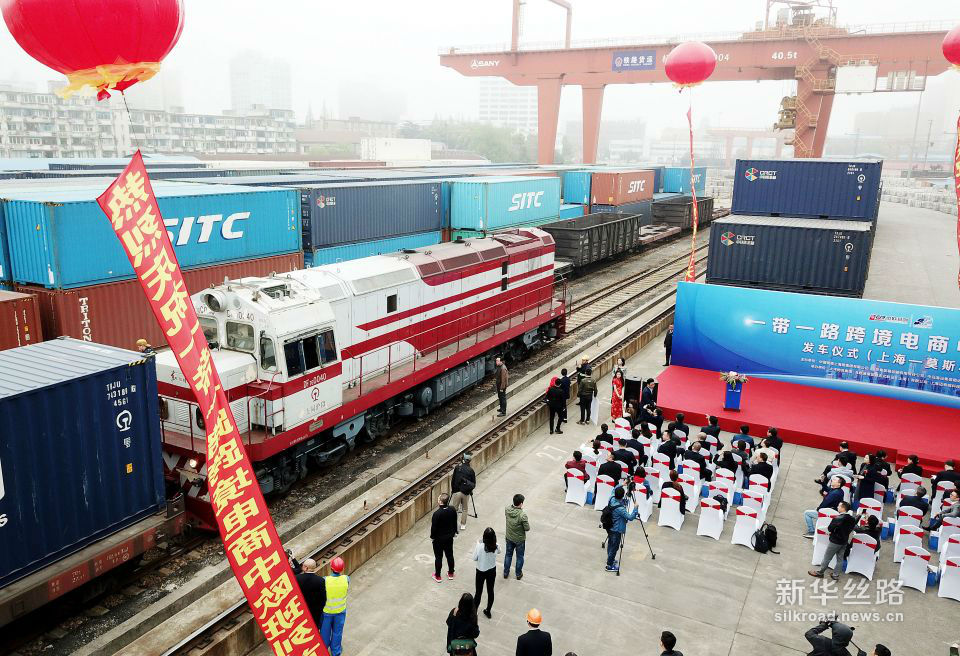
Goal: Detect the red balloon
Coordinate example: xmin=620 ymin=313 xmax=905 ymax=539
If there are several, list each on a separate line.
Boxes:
xmin=943 ymin=25 xmax=960 ymax=68
xmin=664 ymin=41 xmax=717 ymax=88
xmin=1 ymin=0 xmax=185 ymax=99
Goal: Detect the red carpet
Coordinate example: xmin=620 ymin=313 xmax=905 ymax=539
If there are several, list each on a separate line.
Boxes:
xmin=657 ymin=366 xmax=960 ymax=474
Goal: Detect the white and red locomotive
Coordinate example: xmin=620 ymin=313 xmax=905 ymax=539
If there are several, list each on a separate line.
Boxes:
xmin=156 ymin=228 xmax=565 ymax=528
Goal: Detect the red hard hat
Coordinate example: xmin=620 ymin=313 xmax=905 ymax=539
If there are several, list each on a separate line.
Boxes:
xmin=330 ymin=557 xmax=345 ymax=573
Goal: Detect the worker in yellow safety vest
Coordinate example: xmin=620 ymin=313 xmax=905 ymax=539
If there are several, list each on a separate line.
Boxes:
xmin=321 ymin=556 xmax=349 ymax=656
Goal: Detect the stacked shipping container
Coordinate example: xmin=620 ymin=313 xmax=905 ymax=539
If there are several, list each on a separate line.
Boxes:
xmin=663 ymin=166 xmax=708 ymax=196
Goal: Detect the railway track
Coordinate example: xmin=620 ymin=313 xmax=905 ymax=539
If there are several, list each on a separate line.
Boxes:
xmin=565 ymin=246 xmax=708 ymax=333
xmin=159 ymin=261 xmax=701 ymax=656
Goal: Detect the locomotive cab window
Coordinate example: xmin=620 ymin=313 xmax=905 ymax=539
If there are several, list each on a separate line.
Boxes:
xmin=284 ymin=341 xmax=304 ymax=377
xmin=319 ymin=329 xmax=337 ymax=364
xmin=501 ymin=262 xmax=508 ymax=276
xmin=387 ymin=294 xmax=397 ymax=313
xmin=283 ymin=330 xmax=338 ymax=377
xmin=260 ymin=336 xmax=278 ymax=371
xmin=226 ymin=321 xmax=255 ymax=352
xmin=199 ymin=316 xmax=219 ymax=348
xmin=303 ymin=335 xmax=322 ymax=371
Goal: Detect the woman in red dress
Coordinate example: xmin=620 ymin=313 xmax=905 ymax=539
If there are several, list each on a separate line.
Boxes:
xmin=610 ymin=369 xmax=625 ymax=420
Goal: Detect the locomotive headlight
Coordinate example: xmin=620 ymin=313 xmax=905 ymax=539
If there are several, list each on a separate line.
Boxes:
xmin=187 ymin=458 xmax=198 ymax=469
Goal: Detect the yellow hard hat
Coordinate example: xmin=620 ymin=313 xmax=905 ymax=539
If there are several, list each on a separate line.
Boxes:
xmin=136 ymin=339 xmax=149 ymax=347
xmin=526 ymin=608 xmax=542 ymax=625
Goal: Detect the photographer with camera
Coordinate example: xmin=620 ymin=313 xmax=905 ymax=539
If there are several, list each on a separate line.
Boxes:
xmin=804 ymin=619 xmax=890 ymax=656
xmin=601 ymin=485 xmax=638 ymax=573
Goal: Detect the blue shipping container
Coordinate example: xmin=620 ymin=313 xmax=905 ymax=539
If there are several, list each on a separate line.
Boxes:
xmin=450 ymin=176 xmax=561 ymax=231
xmin=4 ymin=182 xmax=300 ymax=289
xmin=0 ymin=338 xmax=165 ymax=588
xmin=561 ymin=170 xmax=593 ymax=205
xmin=663 ymin=166 xmax=707 ymax=195
xmin=306 ymin=231 xmax=442 ymax=267
xmin=559 ymin=203 xmax=585 ymax=219
xmin=590 ymin=200 xmax=653 ymax=225
xmin=642 ymin=166 xmax=665 ymax=194
xmin=300 ymin=180 xmax=442 ymax=249
xmin=178 ymin=174 xmax=367 ymax=187
xmin=731 ymin=158 xmax=883 ymax=221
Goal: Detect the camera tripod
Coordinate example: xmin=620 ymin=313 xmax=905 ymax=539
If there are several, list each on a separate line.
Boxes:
xmin=600 ymin=495 xmax=656 ymax=576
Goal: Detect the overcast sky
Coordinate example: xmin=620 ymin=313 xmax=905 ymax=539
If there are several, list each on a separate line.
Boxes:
xmin=1 ymin=0 xmax=958 ymax=137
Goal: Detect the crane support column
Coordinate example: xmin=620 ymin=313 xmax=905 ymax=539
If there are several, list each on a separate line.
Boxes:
xmin=581 ymin=84 xmax=605 ymax=164
xmin=536 ymin=77 xmax=563 ymax=164
xmin=810 ymin=92 xmax=835 ymax=157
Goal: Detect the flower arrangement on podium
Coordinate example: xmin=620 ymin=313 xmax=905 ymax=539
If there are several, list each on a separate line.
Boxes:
xmin=720 ymin=371 xmax=748 ymax=411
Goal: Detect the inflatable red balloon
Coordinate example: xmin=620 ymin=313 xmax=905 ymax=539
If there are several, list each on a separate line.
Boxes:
xmin=943 ymin=25 xmax=960 ymax=69
xmin=1 ymin=0 xmax=185 ymax=100
xmin=664 ymin=41 xmax=717 ymax=88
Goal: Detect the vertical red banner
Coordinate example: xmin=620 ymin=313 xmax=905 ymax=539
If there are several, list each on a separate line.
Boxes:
xmin=97 ymin=152 xmax=326 ymax=656
xmin=954 ymin=113 xmax=960 ymax=289
xmin=684 ymin=102 xmax=700 ymax=283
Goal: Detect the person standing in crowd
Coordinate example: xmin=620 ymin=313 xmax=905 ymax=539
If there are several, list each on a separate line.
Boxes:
xmin=495 ymin=357 xmax=509 ymax=416
xmin=546 ymin=377 xmax=566 ymax=435
xmin=663 ymin=324 xmax=674 ymax=366
xmin=803 ymin=476 xmax=845 ymax=537
xmin=321 ymin=557 xmax=349 ymax=656
xmin=837 ymin=441 xmax=858 ymax=468
xmin=641 ymin=378 xmax=657 ymax=407
xmin=431 ymin=493 xmax=458 ymax=582
xmin=659 ymin=631 xmax=684 ymax=656
xmin=446 ymin=593 xmax=480 ymax=655
xmin=450 ymin=453 xmax=477 ymax=531
xmin=504 ymin=494 xmax=530 ymax=580
xmin=558 ymin=368 xmax=571 ymax=425
xmin=809 ymin=501 xmax=856 ymax=580
xmin=925 ymin=489 xmax=960 ymax=531
xmin=515 ymin=609 xmax=552 ymax=656
xmin=604 ymin=486 xmax=639 ymax=572
xmin=472 ymin=528 xmax=500 ymax=619
xmin=614 ymin=356 xmax=626 ymax=374
xmin=577 ymin=371 xmax=598 ymax=424
xmin=610 ymin=369 xmax=625 ymax=420
xmin=294 ymin=558 xmax=326 ymax=627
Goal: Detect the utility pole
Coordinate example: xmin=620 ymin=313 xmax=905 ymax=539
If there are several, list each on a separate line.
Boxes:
xmin=907 ymin=88 xmax=924 ymax=179
xmin=922 ymin=119 xmax=933 ymax=172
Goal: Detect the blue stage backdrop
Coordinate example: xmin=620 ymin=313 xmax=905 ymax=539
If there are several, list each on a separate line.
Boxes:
xmin=672 ymin=282 xmax=960 ymax=409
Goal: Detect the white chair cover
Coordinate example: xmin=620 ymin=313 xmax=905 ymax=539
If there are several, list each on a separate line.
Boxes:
xmin=933 ymin=481 xmax=957 ymax=516
xmin=632 ymin=477 xmax=654 ymax=522
xmin=704 ymin=435 xmax=719 ymax=457
xmin=583 ymin=457 xmax=599 ymax=492
xmin=594 ymin=474 xmax=616 ymax=511
xmin=741 ymin=488 xmax=767 ymax=524
xmin=678 ymin=472 xmax=699 ymax=513
xmin=708 ymin=481 xmax=733 ymax=516
xmin=811 ymin=526 xmax=839 ymax=569
xmin=900 ymin=472 xmax=923 ymax=489
xmin=939 ymin=534 xmax=960 ymax=566
xmin=857 ymin=498 xmax=883 ymax=522
xmin=626 ymin=447 xmax=640 ymax=462
xmin=842 ymin=480 xmax=852 ymax=505
xmin=895 ymin=506 xmax=924 ymax=531
xmin=731 ymin=507 xmax=759 ymax=548
xmin=894 ymin=525 xmax=924 ymax=563
xmin=939 ymin=517 xmax=960 ymax=554
xmin=845 ymin=534 xmax=878 ymax=580
xmin=613 ymin=426 xmax=631 ymax=441
xmin=652 ymin=452 xmax=671 ymax=483
xmin=564 ymin=469 xmax=587 ymax=507
xmin=898 ymin=546 xmax=930 ymax=592
xmin=658 ymin=488 xmax=684 ymax=531
xmin=872 ymin=484 xmax=887 ymax=504
xmin=614 ymin=460 xmax=630 ymax=482
xmin=938 ymin=557 xmax=960 ymax=601
xmin=715 ymin=468 xmax=736 ymax=503
xmin=645 ymin=468 xmax=663 ymax=501
xmin=681 ymin=459 xmax=702 ymax=482
xmin=816 ymin=508 xmax=839 ymax=531
xmin=730 ymin=453 xmax=744 ymax=490
xmin=613 ymin=417 xmax=631 ymax=430
xmin=748 ymin=474 xmax=771 ymax=505
xmin=638 ymin=437 xmax=652 ymax=459
xmin=696 ymin=498 xmax=725 ymax=540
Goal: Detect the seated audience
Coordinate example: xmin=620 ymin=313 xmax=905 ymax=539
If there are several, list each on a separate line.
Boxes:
xmin=899 ymin=486 xmax=930 ymax=517
xmin=735 ymin=425 xmax=754 ymax=450
xmin=666 ymin=412 xmax=690 ymax=439
xmin=925 ymin=489 xmax=960 ymax=531
xmin=750 ymin=452 xmax=774 ymax=484
xmin=595 ymin=423 xmax=614 ymax=446
xmin=659 ymin=470 xmax=689 ymax=514
xmin=803 ymin=476 xmax=845 ymax=537
xmin=681 ymin=441 xmax=711 ymax=482
xmin=765 ymin=427 xmax=783 ymax=452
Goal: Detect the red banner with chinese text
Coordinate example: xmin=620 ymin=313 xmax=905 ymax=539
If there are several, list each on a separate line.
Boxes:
xmin=954 ymin=113 xmax=960 ymax=289
xmin=684 ymin=102 xmax=700 ymax=283
xmin=97 ymin=152 xmax=326 ymax=656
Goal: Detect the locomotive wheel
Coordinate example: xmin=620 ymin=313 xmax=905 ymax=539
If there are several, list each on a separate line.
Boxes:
xmin=361 ymin=412 xmax=389 ymax=444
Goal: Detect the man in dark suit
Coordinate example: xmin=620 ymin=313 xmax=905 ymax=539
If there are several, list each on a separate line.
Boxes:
xmin=516 ymin=609 xmax=552 ymax=656
xmin=701 ymin=415 xmax=721 ymax=439
xmin=933 ymin=460 xmax=960 ymax=490
xmin=765 ymin=427 xmax=783 ymax=452
xmin=666 ymin=412 xmax=690 ymax=439
xmin=595 ymin=423 xmax=614 ymax=445
xmin=837 ymin=441 xmax=858 ymax=469
xmin=750 ymin=452 xmax=775 ymax=483
xmin=640 ymin=378 xmax=657 ymax=407
xmin=663 ymin=324 xmax=674 ymax=366
xmin=899 ymin=487 xmax=930 ymax=516
xmin=681 ymin=441 xmax=711 ymax=481
xmin=294 ymin=558 xmax=327 ymax=625
xmin=657 ymin=435 xmax=682 ymax=468
xmin=597 ymin=449 xmax=623 ymax=484
xmin=626 ymin=429 xmax=648 ymax=467
xmin=612 ymin=438 xmax=637 ymax=475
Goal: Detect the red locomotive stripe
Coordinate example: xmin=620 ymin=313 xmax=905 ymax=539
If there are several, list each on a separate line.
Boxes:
xmin=357 ymin=263 xmax=554 ymax=332
xmin=419 ymin=246 xmax=554 ymax=287
xmin=341 ymin=275 xmax=554 ymax=360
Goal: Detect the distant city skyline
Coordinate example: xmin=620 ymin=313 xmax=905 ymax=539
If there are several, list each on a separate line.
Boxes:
xmin=230 ymin=50 xmax=293 ymax=114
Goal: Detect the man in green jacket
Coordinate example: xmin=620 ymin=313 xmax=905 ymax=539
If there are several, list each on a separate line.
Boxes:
xmin=504 ymin=494 xmax=530 ymax=580
xmin=578 ymin=373 xmax=598 ymax=424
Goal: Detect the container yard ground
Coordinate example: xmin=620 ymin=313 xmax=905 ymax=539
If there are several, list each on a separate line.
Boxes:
xmin=250 ymin=333 xmax=954 ymax=656
xmin=864 ymin=201 xmax=960 ymax=307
